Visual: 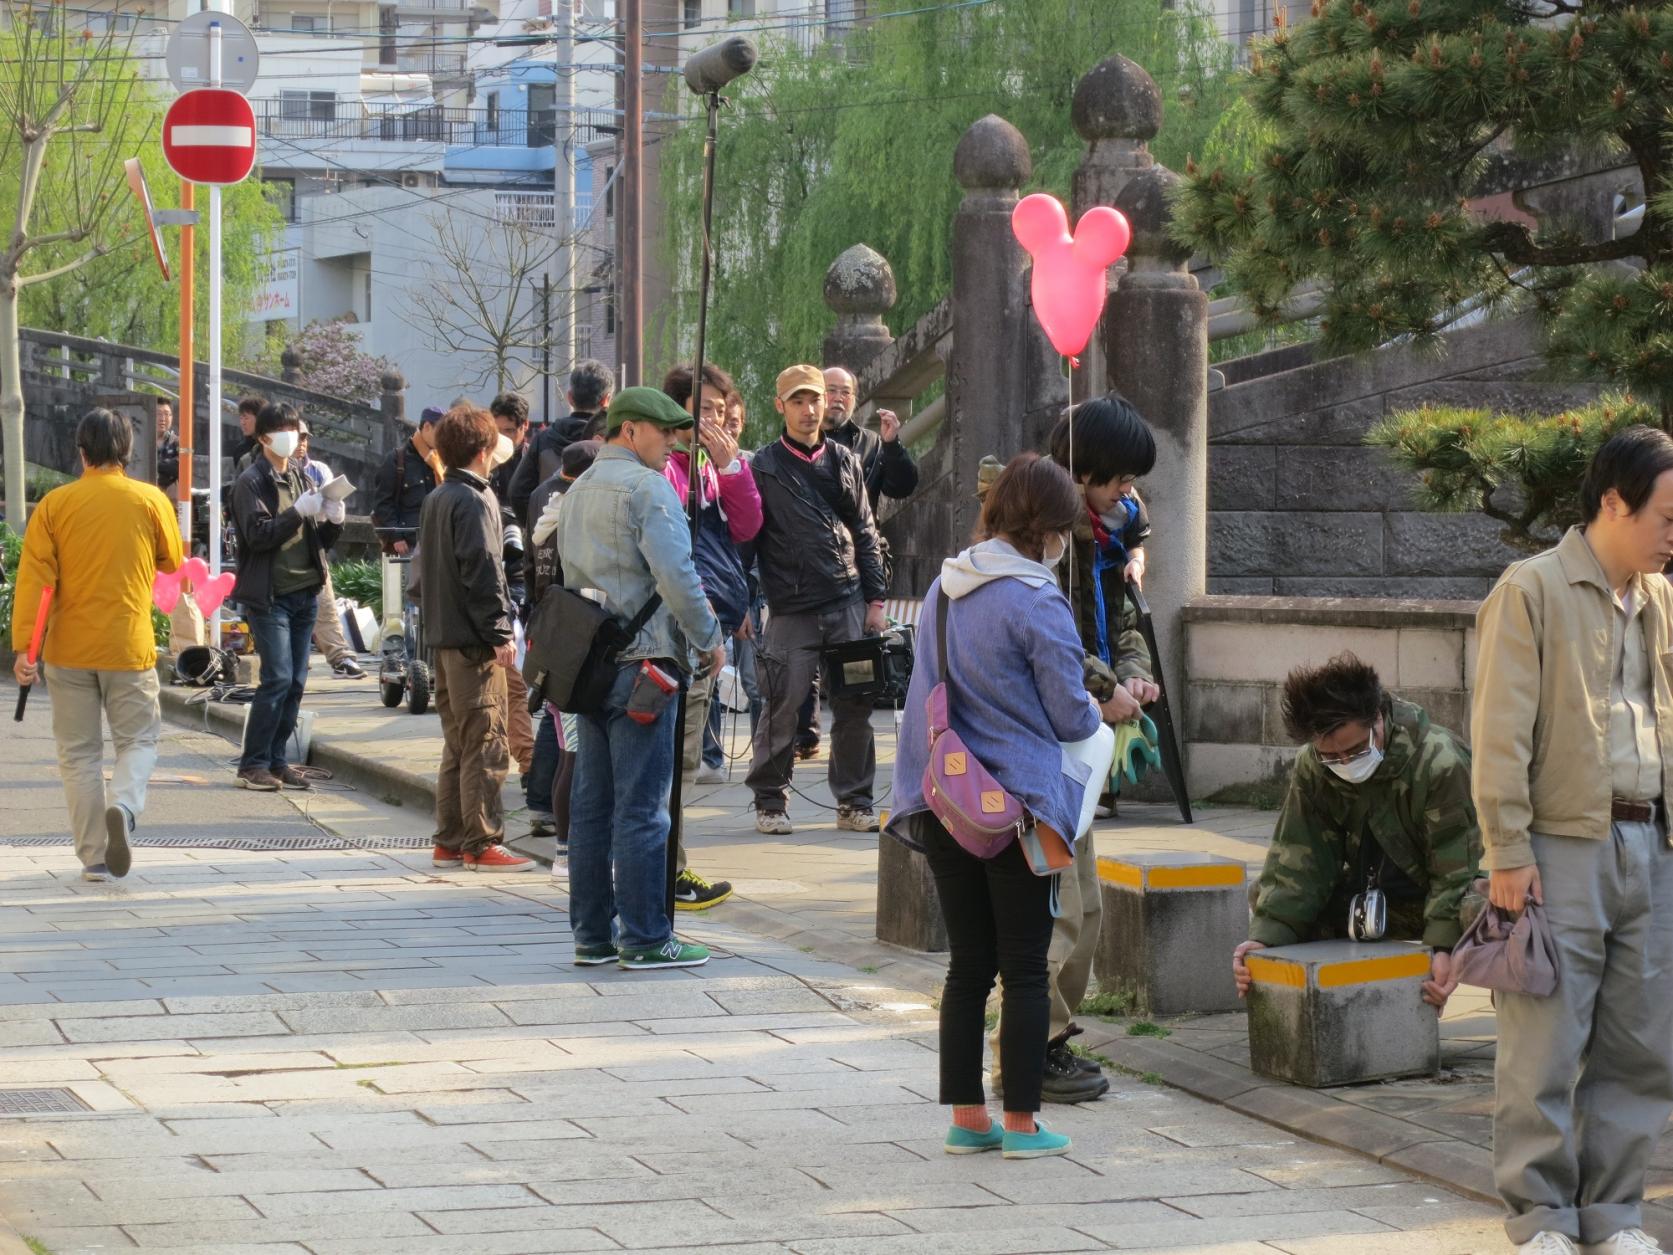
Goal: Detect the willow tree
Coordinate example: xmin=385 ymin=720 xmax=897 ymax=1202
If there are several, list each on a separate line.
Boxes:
xmin=658 ymin=0 xmax=1240 ymax=430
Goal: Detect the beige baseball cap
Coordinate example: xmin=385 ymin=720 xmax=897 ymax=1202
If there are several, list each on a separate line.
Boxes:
xmin=775 ymin=364 xmax=825 ymax=401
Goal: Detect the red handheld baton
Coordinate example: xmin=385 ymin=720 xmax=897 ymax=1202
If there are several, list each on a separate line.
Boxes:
xmin=13 ymin=586 xmax=53 ymax=722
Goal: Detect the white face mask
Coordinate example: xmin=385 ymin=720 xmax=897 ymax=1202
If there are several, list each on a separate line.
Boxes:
xmin=1042 ymin=533 xmax=1069 ymax=569
xmin=266 ymin=431 xmax=300 ymax=460
xmin=1325 ymin=739 xmax=1384 ymax=785
xmin=489 ymin=434 xmax=515 ymax=470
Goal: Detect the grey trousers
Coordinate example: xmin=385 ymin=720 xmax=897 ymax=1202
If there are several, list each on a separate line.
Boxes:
xmin=745 ymin=601 xmax=875 ymax=812
xmin=1494 ymin=820 xmax=1673 ymax=1246
xmin=44 ymin=665 xmax=162 ymax=868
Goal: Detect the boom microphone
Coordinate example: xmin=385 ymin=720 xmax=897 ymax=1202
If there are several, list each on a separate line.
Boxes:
xmin=684 ymin=35 xmax=757 ymax=96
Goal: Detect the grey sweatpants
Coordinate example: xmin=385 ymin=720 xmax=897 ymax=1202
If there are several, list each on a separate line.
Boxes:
xmin=745 ymin=601 xmax=875 ymax=813
xmin=44 ymin=665 xmax=162 ymax=868
xmin=1494 ymin=820 xmax=1673 ymax=1246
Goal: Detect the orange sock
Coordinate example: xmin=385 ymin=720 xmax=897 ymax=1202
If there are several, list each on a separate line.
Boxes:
xmin=952 ymin=1105 xmax=990 ymax=1131
xmin=1003 ymin=1111 xmax=1036 ymax=1134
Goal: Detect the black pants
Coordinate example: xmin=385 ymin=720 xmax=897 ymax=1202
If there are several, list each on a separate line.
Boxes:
xmin=920 ymin=815 xmax=1055 ymax=1112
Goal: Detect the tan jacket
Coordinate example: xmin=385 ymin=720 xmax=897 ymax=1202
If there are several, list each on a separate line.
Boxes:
xmin=1471 ymin=527 xmax=1673 ymax=870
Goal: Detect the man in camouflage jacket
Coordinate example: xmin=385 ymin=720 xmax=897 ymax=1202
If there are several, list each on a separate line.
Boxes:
xmin=1235 ymin=656 xmax=1483 ymax=1010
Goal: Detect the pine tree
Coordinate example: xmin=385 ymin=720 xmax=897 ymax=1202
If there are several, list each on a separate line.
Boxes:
xmin=1172 ymin=0 xmax=1673 ymax=425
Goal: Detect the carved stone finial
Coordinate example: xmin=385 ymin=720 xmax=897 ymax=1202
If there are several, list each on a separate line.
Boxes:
xmin=824 ymin=244 xmax=896 ymax=317
xmin=1115 ymin=166 xmax=1192 ymax=268
xmin=380 ymin=369 xmax=405 ymax=393
xmin=1072 ymin=54 xmax=1162 ymax=143
xmin=954 ymin=114 xmax=1031 ymax=192
xmin=280 ymin=345 xmax=302 ymax=382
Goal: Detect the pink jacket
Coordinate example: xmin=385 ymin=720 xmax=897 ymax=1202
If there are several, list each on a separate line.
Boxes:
xmin=661 ymin=450 xmax=762 ymax=544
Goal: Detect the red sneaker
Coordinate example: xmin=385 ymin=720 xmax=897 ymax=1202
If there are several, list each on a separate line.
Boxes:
xmin=465 ymin=844 xmax=535 ymax=873
xmin=432 ymin=845 xmax=464 ymax=869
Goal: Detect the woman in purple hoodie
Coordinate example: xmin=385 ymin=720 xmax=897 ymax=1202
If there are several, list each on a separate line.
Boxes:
xmin=890 ymin=453 xmax=1136 ymax=1160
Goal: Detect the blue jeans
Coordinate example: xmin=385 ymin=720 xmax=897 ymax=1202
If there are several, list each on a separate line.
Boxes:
xmin=526 ymin=707 xmax=559 ymax=814
xmin=568 ymin=661 xmax=678 ymax=952
xmin=243 ymin=589 xmax=319 ymax=773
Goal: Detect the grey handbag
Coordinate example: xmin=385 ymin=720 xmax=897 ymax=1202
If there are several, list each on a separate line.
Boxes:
xmin=1450 ymin=877 xmax=1559 ymax=997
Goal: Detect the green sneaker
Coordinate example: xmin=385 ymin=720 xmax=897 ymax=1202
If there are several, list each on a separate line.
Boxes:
xmin=618 ymin=937 xmax=710 ymax=970
xmin=1002 ymin=1120 xmax=1072 ymax=1160
xmin=573 ymin=942 xmax=619 ymax=967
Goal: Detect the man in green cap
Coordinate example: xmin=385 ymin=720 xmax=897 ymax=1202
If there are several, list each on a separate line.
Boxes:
xmin=555 ymin=385 xmax=727 ymax=971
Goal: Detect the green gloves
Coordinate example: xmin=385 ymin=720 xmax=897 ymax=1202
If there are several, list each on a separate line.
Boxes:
xmin=1110 ymin=712 xmax=1162 ymax=795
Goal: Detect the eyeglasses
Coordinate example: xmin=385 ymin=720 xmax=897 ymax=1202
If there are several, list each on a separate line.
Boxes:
xmin=1316 ymin=721 xmax=1379 ymax=766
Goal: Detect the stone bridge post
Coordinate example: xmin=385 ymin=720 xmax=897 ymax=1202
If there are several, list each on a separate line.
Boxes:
xmin=822 ymin=244 xmax=896 ymax=377
xmin=1107 ymin=157 xmax=1209 ymax=746
xmin=380 ymin=370 xmax=406 ymax=456
xmin=945 ymin=114 xmax=1037 ymax=550
xmin=1070 ymin=54 xmax=1161 ymax=403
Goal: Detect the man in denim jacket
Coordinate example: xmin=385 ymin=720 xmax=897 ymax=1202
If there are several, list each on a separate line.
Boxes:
xmin=555 ymin=386 xmax=726 ymax=971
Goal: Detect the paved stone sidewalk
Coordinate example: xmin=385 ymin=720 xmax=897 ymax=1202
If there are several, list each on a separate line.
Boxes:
xmin=0 ymin=688 xmax=1520 ymax=1252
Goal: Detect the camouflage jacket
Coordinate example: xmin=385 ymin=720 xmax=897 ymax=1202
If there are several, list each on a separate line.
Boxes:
xmin=1249 ymin=697 xmax=1483 ymax=951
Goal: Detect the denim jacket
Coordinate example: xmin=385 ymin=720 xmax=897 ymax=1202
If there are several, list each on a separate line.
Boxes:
xmin=554 ymin=443 xmax=723 ymax=672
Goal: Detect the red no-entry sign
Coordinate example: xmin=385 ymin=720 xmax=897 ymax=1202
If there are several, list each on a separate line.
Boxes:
xmin=162 ymin=88 xmax=256 ymax=185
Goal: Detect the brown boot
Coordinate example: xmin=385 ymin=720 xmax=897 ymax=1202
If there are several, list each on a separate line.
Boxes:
xmin=237 ymin=767 xmax=282 ymax=791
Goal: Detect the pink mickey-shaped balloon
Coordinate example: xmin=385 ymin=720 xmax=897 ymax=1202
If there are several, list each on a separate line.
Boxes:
xmin=1011 ymin=193 xmax=1132 ymax=359
xmin=193 ymin=572 xmax=237 ymax=618
xmin=153 ymin=568 xmax=183 ymax=614
xmin=179 ymin=556 xmax=210 ymax=587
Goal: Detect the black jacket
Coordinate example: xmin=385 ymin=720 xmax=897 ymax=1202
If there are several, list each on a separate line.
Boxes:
xmin=230 ymin=458 xmax=341 ymax=612
xmin=749 ymin=434 xmax=887 ymax=616
xmin=371 ymin=437 xmax=439 ymax=543
xmin=418 ymin=468 xmax=513 ymax=651
xmin=508 ymin=411 xmax=602 ymax=525
xmin=157 ymin=430 xmax=180 ymax=495
xmin=825 ymin=417 xmax=918 ymax=507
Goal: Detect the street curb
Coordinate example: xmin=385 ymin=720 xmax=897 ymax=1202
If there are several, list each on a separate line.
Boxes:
xmin=157 ymin=684 xmax=440 ymax=809
xmin=1083 ymin=1027 xmax=1501 ymax=1207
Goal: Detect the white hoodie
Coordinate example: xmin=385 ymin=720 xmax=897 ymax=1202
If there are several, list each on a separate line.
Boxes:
xmin=938 ymin=538 xmax=1057 ymax=600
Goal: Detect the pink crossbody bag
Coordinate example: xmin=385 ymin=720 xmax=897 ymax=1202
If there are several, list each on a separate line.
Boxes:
xmin=921 ymin=591 xmax=1029 ymax=858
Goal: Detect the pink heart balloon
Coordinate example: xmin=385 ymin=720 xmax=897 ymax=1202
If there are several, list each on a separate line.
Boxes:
xmin=179 ymin=557 xmax=210 ymax=586
xmin=194 ymin=572 xmax=237 ymax=618
xmin=1011 ymin=193 xmax=1132 ymax=360
xmin=152 ymin=568 xmax=184 ymax=614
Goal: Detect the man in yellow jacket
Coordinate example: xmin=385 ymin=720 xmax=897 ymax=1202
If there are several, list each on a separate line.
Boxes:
xmin=11 ymin=408 xmax=183 ymax=881
xmin=1474 ymin=425 xmax=1673 ymax=1255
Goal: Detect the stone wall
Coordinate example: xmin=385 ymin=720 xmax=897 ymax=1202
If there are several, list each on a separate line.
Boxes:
xmin=1183 ymin=595 xmax=1479 ymax=799
xmin=1207 ymin=315 xmax=1597 ymax=599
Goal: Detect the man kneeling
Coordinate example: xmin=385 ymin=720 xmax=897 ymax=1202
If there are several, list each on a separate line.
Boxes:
xmin=1232 ymin=653 xmax=1482 ymax=1010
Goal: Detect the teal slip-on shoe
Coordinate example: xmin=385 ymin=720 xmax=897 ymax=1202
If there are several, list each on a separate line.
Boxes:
xmin=943 ymin=1123 xmax=1005 ymax=1155
xmin=1002 ymin=1122 xmax=1072 ymax=1159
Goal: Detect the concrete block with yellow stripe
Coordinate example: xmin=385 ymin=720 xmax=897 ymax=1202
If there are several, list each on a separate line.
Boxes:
xmin=1246 ymin=940 xmax=1440 ymax=1088
xmin=1094 ymin=852 xmax=1248 ymax=1017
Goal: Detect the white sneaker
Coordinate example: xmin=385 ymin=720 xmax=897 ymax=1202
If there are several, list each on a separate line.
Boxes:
xmin=755 ymin=810 xmax=793 ymax=835
xmin=1519 ymin=1234 xmax=1580 ymax=1255
xmin=693 ymin=764 xmax=727 ymax=785
xmin=1586 ymin=1231 xmax=1663 ymax=1255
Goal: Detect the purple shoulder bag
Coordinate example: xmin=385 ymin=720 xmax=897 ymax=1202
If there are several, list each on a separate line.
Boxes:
xmin=921 ymin=592 xmax=1027 ymax=858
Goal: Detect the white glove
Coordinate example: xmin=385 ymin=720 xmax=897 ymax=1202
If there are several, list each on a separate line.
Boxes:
xmin=293 ymin=489 xmax=325 ymax=519
xmin=323 ymin=498 xmax=346 ymax=525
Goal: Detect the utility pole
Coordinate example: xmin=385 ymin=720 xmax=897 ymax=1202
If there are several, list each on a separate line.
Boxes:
xmin=554 ymin=0 xmax=575 ymax=377
xmin=541 ymin=273 xmax=552 ymax=424
xmin=620 ymin=0 xmax=642 ymax=386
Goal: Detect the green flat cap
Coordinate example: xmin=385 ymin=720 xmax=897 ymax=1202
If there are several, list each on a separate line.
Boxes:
xmin=606 ymin=386 xmax=694 ymax=432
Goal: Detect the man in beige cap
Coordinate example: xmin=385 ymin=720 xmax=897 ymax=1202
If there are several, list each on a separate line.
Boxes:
xmin=743 ymin=365 xmax=888 ymax=835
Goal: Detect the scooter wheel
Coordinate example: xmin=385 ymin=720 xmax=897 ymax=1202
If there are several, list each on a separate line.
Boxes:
xmin=407 ymin=662 xmax=431 ymax=715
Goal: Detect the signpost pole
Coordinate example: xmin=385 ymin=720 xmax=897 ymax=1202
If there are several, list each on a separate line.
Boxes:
xmin=207 ymin=18 xmax=224 ymax=644
xmin=177 ymin=180 xmax=195 ymax=550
